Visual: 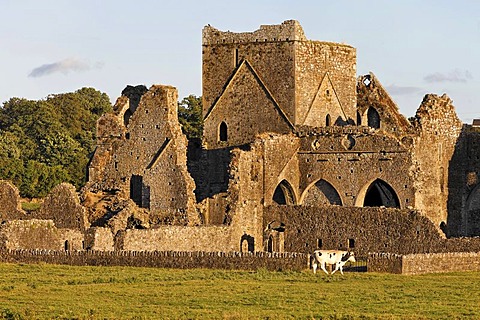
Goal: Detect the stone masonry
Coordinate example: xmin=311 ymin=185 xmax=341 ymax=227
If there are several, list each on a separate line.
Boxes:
xmin=0 ymin=21 xmax=479 ymax=268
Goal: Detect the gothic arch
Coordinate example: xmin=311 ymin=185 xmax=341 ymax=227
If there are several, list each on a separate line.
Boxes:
xmin=465 ymin=184 xmax=480 ymax=235
xmin=466 ymin=184 xmax=480 ymax=211
xmin=355 ymin=178 xmax=400 ymax=208
xmin=300 ymin=179 xmax=342 ymax=206
xmin=219 ymin=121 xmax=228 ymax=142
xmin=367 ymin=107 xmax=380 ymax=129
xmin=272 ymin=179 xmax=296 ymax=205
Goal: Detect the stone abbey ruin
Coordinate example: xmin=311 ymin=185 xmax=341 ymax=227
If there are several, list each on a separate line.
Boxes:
xmin=1 ymin=20 xmax=480 ymax=272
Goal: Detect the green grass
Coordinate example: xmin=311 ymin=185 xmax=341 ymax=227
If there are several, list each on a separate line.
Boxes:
xmin=20 ymin=202 xmax=41 ymax=212
xmin=0 ymin=263 xmax=479 ymax=319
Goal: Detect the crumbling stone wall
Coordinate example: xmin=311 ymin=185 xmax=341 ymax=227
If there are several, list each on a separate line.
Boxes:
xmin=357 ymin=73 xmax=413 ymax=135
xmin=84 ymin=85 xmax=199 ymax=230
xmin=38 ymin=183 xmax=88 ymax=231
xmin=0 ymin=180 xmax=25 ymax=221
xmin=411 ymin=94 xmax=463 ymax=232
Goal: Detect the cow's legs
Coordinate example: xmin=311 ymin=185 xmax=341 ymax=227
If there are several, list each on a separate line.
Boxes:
xmin=312 ymin=261 xmax=318 ymax=274
xmin=331 ymin=263 xmax=339 ymax=274
xmin=320 ymin=262 xmax=329 ymax=274
xmin=331 ymin=263 xmax=345 ymax=275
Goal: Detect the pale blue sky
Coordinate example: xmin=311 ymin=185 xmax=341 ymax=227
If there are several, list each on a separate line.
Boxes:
xmin=1 ymin=0 xmax=479 ymax=123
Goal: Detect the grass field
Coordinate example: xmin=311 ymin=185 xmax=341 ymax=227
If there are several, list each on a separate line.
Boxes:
xmin=0 ymin=263 xmax=479 ymax=319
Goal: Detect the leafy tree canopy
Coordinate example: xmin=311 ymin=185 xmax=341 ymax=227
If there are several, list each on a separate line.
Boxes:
xmin=0 ymin=88 xmax=112 ymax=198
xmin=178 ymin=95 xmax=203 ymax=140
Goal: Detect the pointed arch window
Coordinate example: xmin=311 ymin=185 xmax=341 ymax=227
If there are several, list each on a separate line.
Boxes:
xmin=367 ymin=107 xmax=380 ymax=129
xmin=326 ymin=114 xmax=331 ymax=127
xmin=219 ymin=122 xmax=228 ymax=142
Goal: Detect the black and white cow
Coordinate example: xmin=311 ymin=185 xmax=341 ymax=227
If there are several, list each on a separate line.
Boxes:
xmin=311 ymin=250 xmax=356 ymax=275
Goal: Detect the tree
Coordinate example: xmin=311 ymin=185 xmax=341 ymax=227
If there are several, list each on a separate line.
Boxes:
xmin=178 ymin=95 xmax=203 ymax=140
xmin=0 ymin=88 xmax=112 ymax=198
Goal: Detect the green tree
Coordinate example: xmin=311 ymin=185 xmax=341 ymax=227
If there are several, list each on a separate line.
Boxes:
xmin=0 ymin=88 xmax=112 ymax=198
xmin=178 ymin=95 xmax=203 ymax=140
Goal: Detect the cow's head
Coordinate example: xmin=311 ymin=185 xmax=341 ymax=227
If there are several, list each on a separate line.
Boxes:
xmin=341 ymin=251 xmax=356 ymax=263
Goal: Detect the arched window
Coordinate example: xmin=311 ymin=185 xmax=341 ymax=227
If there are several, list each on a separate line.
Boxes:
xmin=272 ymin=180 xmax=296 ymax=205
xmin=267 ymin=235 xmax=274 ymax=253
xmin=302 ymin=179 xmax=342 ymax=206
xmin=363 ymin=179 xmax=400 ymax=208
xmin=367 ymin=107 xmax=380 ymax=129
xmin=357 ymin=111 xmax=362 ymax=126
xmin=219 ymin=122 xmax=228 ymax=142
xmin=326 ymin=114 xmax=331 ymax=127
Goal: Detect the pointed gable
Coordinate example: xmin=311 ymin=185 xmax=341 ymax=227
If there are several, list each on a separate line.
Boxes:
xmin=303 ymin=73 xmax=347 ymax=127
xmin=203 ymin=60 xmax=294 ymax=148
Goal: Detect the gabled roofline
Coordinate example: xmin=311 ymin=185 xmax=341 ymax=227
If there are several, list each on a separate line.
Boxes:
xmin=203 ymin=59 xmax=295 ymax=130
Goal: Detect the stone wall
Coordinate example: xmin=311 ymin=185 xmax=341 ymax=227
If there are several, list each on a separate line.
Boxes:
xmin=202 ymin=20 xmax=301 ymax=126
xmin=202 ymin=20 xmax=356 ymax=149
xmin=295 ymin=127 xmax=414 ymax=208
xmin=0 ymin=180 xmax=25 ymax=221
xmin=116 ymin=226 xmax=233 ymax=252
xmin=38 ymin=183 xmax=88 ymax=231
xmin=264 ymin=205 xmax=480 ymax=257
xmin=411 ymin=94 xmax=463 ymax=232
xmin=356 ymin=73 xmax=412 ymax=135
xmin=83 ymin=85 xmax=199 ymax=228
xmin=84 ymin=227 xmax=114 ymax=251
xmin=367 ymin=253 xmax=403 ymax=274
xmin=0 ymin=249 xmax=308 ymax=271
xmin=295 ymin=40 xmax=356 ymax=125
xmin=368 ymin=252 xmax=480 ymax=274
xmin=0 ymin=219 xmax=84 ymax=251
xmin=447 ymin=125 xmax=480 ymax=236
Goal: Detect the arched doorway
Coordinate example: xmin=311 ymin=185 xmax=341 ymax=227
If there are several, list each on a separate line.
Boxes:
xmin=302 ymin=179 xmax=342 ymax=206
xmin=367 ymin=107 xmax=380 ymax=129
xmin=272 ymin=180 xmax=296 ymax=205
xmin=362 ymin=179 xmax=400 ymax=208
xmin=240 ymin=234 xmax=254 ymax=252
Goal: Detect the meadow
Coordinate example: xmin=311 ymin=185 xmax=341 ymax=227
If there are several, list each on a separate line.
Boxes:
xmin=0 ymin=262 xmax=479 ymax=319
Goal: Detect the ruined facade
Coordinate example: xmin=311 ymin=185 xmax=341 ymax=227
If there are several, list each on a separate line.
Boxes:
xmin=1 ymin=20 xmax=480 ymax=260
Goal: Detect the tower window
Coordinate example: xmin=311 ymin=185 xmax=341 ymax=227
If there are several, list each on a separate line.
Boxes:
xmin=326 ymin=114 xmax=331 ymax=126
xmin=219 ymin=122 xmax=228 ymax=142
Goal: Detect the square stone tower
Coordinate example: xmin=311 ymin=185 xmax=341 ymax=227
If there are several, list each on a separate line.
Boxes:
xmin=202 ymin=20 xmax=357 ymax=149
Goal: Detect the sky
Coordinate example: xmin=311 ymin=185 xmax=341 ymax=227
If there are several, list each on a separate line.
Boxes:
xmin=1 ymin=0 xmax=479 ymax=123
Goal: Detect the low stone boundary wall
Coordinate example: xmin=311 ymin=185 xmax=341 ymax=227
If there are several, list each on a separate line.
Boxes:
xmin=367 ymin=253 xmax=404 ymax=273
xmin=368 ymin=252 xmax=480 ymax=274
xmin=0 ymin=249 xmax=308 ymax=271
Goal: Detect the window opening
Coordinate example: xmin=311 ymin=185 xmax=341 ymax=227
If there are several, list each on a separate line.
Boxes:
xmin=367 ymin=107 xmax=380 ymax=129
xmin=326 ymin=114 xmax=331 ymax=126
xmin=219 ymin=122 xmax=228 ymax=142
